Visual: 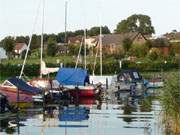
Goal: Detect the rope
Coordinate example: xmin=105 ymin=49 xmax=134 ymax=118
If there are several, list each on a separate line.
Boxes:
xmin=19 ymin=0 xmax=42 ymax=78
xmin=92 ymin=46 xmax=99 ymax=75
xmin=75 ymin=37 xmax=84 ymax=68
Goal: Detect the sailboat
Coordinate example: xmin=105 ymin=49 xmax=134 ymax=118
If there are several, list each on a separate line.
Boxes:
xmin=55 ymin=29 xmax=100 ymax=97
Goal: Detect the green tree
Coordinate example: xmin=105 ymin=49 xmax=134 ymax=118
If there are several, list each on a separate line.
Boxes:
xmin=115 ymin=14 xmax=155 ymax=35
xmin=122 ymin=38 xmax=132 ymax=53
xmin=47 ymin=36 xmax=57 ymax=56
xmin=68 ymin=44 xmax=80 ymax=56
xmin=3 ymin=37 xmax=15 ymax=58
xmin=30 ymin=34 xmax=41 ymax=50
xmin=151 ymin=38 xmax=170 ymax=47
xmin=129 ymin=43 xmax=149 ymax=58
xmin=88 ymin=26 xmax=111 ymax=36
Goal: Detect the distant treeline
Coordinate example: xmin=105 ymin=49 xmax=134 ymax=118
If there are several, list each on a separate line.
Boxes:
xmin=0 ymin=26 xmax=110 ymax=49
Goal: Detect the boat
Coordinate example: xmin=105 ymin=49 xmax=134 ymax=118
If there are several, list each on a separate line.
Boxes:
xmin=146 ymin=77 xmax=164 ymax=89
xmin=0 ymin=77 xmax=42 ymax=103
xmin=55 ymin=68 xmax=99 ymax=97
xmin=116 ymin=69 xmax=145 ymax=96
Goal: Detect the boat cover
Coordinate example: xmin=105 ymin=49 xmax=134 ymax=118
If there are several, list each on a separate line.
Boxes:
xmin=117 ymin=69 xmax=142 ymax=82
xmin=56 ymin=68 xmax=89 ymax=86
xmin=8 ymin=77 xmax=42 ymax=94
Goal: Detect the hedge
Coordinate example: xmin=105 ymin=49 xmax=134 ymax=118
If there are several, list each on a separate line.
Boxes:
xmin=0 ymin=60 xmax=179 ymax=78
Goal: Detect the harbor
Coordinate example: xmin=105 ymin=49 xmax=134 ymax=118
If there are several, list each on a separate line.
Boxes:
xmin=0 ymin=0 xmax=180 ymax=134
xmin=0 ymin=83 xmax=163 ymax=135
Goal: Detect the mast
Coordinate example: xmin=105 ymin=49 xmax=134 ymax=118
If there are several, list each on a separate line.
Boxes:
xmin=100 ymin=26 xmax=102 ymax=76
xmin=64 ymin=1 xmax=68 ymax=44
xmin=84 ymin=29 xmax=87 ymax=69
xmin=40 ymin=0 xmax=45 ymax=78
xmin=99 ymin=0 xmax=102 ymax=76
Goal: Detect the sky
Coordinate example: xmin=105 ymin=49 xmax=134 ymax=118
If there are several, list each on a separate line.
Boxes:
xmin=0 ymin=0 xmax=179 ymax=40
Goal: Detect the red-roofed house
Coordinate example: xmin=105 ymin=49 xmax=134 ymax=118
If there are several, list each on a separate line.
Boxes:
xmin=14 ymin=43 xmax=28 ymax=58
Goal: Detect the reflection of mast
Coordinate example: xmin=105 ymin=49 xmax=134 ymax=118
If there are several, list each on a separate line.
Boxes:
xmin=40 ymin=0 xmax=45 ymax=78
xmin=64 ymin=1 xmax=68 ymax=44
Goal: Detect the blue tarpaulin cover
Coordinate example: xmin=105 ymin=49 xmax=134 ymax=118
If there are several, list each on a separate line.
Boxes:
xmin=8 ymin=77 xmax=42 ymax=94
xmin=59 ymin=107 xmax=89 ymax=121
xmin=55 ymin=68 xmax=89 ymax=86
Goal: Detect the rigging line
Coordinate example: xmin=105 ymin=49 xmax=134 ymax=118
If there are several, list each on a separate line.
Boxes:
xmin=84 ymin=29 xmax=87 ymax=70
xmin=40 ymin=0 xmax=45 ymax=78
xmin=75 ymin=37 xmax=84 ymax=68
xmin=19 ymin=0 xmax=42 ymax=78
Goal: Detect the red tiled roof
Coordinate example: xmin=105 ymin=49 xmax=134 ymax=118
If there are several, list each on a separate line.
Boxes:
xmin=14 ymin=43 xmax=26 ymax=51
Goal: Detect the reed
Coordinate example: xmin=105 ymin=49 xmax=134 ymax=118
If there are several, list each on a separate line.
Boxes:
xmin=160 ymin=72 xmax=180 ymax=134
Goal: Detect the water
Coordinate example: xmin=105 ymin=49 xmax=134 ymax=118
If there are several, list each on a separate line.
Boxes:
xmin=0 ymin=91 xmax=163 ymax=135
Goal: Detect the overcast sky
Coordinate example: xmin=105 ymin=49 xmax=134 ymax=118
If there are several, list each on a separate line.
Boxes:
xmin=0 ymin=0 xmax=179 ymax=40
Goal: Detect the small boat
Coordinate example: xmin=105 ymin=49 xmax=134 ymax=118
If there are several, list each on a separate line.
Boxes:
xmin=56 ymin=68 xmax=100 ymax=97
xmin=0 ymin=77 xmax=42 ymax=103
xmin=146 ymin=77 xmax=164 ymax=89
xmin=116 ymin=69 xmax=145 ymax=96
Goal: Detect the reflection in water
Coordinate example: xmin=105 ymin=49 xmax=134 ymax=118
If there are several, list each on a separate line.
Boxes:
xmin=0 ymin=91 xmax=162 ymax=135
xmin=0 ymin=118 xmax=16 ymax=134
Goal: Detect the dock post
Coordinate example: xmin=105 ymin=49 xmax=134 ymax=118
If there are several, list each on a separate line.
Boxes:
xmin=106 ymin=78 xmax=108 ymax=90
xmin=43 ymin=89 xmax=46 ymax=122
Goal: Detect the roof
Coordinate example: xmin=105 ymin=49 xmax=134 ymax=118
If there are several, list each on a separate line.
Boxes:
xmin=96 ymin=32 xmax=147 ymax=46
xmin=164 ymin=32 xmax=180 ymax=40
xmin=8 ymin=77 xmax=42 ymax=94
xmin=14 ymin=43 xmax=27 ymax=51
xmin=55 ymin=68 xmax=89 ymax=86
xmin=68 ymin=37 xmax=82 ymax=44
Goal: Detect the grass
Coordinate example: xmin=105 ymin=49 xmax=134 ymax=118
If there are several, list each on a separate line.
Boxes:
xmin=1 ymin=55 xmax=76 ymax=65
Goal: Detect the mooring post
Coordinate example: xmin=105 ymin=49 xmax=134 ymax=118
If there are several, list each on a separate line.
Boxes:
xmin=43 ymin=89 xmax=46 ymax=122
xmin=106 ymin=78 xmax=108 ymax=89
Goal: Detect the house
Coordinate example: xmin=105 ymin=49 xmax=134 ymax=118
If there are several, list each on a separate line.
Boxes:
xmin=95 ymin=32 xmax=148 ymax=54
xmin=85 ymin=37 xmax=97 ymax=48
xmin=0 ymin=47 xmax=7 ymax=59
xmin=68 ymin=36 xmax=82 ymax=45
xmin=150 ymin=38 xmax=171 ymax=56
xmin=56 ymin=43 xmax=68 ymax=54
xmin=14 ymin=43 xmax=28 ymax=58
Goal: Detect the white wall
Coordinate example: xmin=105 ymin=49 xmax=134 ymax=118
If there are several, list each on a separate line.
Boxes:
xmin=0 ymin=47 xmax=7 ymax=59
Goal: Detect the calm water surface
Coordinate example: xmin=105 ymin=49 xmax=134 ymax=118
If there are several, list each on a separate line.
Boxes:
xmin=0 ymin=91 xmax=163 ymax=135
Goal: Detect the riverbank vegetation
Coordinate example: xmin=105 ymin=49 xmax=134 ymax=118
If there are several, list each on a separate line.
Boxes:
xmin=160 ymin=73 xmax=180 ymax=135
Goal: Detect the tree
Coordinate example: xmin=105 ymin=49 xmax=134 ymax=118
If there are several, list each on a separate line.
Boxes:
xmin=15 ymin=36 xmax=29 ymax=44
xmin=68 ymin=44 xmax=80 ymax=56
xmin=147 ymin=48 xmax=163 ymax=60
xmin=115 ymin=14 xmax=155 ymax=35
xmin=122 ymin=38 xmax=132 ymax=53
xmin=3 ymin=37 xmax=15 ymax=58
xmin=30 ymin=34 xmax=41 ymax=50
xmin=129 ymin=43 xmax=149 ymax=58
xmin=47 ymin=36 xmax=57 ymax=56
xmin=151 ymin=38 xmax=170 ymax=47
xmin=88 ymin=26 xmax=111 ymax=36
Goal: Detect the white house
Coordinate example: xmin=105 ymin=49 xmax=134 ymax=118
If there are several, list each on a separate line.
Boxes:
xmin=85 ymin=37 xmax=97 ymax=48
xmin=14 ymin=43 xmax=28 ymax=58
xmin=0 ymin=47 xmax=7 ymax=59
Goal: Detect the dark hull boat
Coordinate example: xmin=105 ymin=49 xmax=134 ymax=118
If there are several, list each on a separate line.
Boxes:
xmin=0 ymin=77 xmax=42 ymax=103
